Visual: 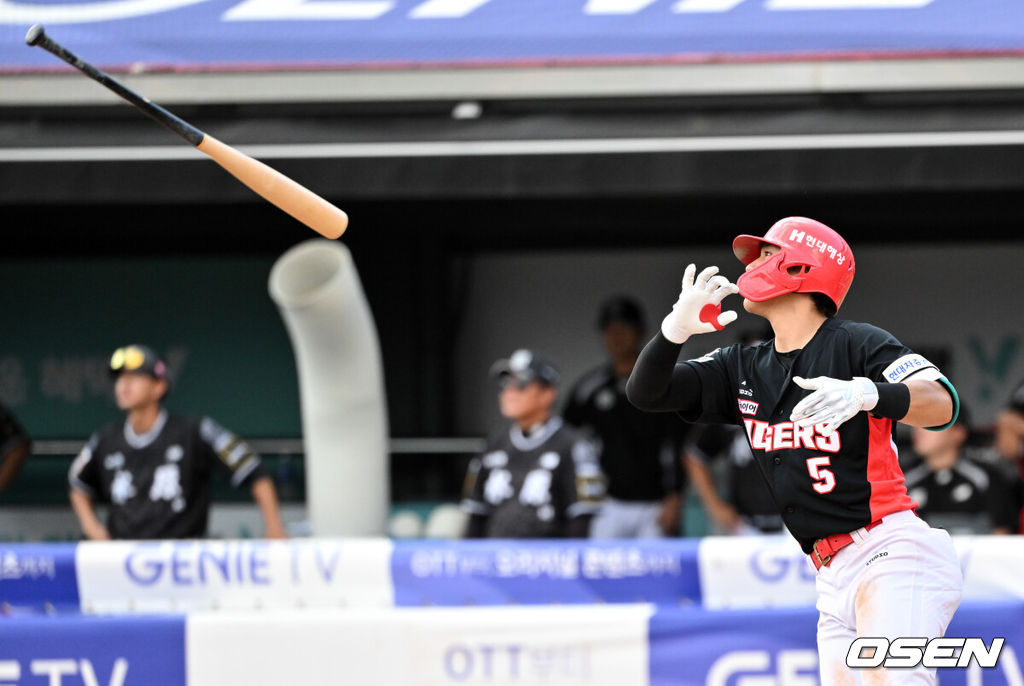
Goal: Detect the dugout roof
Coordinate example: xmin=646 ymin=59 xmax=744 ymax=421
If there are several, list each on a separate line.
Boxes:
xmin=2 ymin=1 xmax=1024 ymax=244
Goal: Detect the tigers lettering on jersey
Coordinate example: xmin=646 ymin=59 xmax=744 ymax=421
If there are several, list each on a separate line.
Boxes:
xmin=743 ymin=419 xmax=841 ymax=453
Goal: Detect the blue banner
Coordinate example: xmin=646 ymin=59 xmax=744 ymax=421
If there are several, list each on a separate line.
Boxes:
xmin=0 ymin=543 xmax=79 ymax=614
xmin=0 ymin=602 xmax=1018 ymax=686
xmin=650 ymin=605 xmax=819 ymax=686
xmin=649 ymin=601 xmax=1024 ymax=686
xmin=2 ymin=0 xmax=1023 ymax=73
xmin=0 ymin=614 xmax=186 ymax=686
xmin=391 ymin=539 xmax=702 ymax=606
xmin=3 ymin=538 xmax=1022 ymax=612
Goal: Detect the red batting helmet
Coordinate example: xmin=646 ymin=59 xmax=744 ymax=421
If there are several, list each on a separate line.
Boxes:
xmin=732 ymin=217 xmax=855 ymax=310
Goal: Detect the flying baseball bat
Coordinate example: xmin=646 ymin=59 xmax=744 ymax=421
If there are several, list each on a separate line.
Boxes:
xmin=25 ymin=24 xmax=348 ymax=240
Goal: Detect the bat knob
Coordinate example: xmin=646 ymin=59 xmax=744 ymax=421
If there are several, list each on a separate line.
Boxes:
xmin=25 ymin=24 xmax=46 ymax=47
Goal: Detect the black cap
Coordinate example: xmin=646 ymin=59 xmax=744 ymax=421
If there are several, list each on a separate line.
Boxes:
xmin=597 ymin=295 xmax=645 ymax=331
xmin=109 ymin=344 xmax=168 ymax=381
xmin=489 ymin=349 xmax=560 ymax=387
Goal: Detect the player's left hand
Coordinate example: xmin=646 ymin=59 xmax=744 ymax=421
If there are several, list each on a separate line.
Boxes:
xmin=790 ymin=376 xmax=879 ymax=437
xmin=660 ymin=264 xmax=740 ymax=343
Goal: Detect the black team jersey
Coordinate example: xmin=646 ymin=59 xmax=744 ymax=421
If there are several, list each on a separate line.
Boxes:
xmin=461 ymin=417 xmax=605 ymax=538
xmin=904 ymin=453 xmax=1020 ymax=534
xmin=69 ymin=411 xmax=267 ymax=539
xmin=631 ymin=317 xmax=950 ymax=553
xmin=563 ymin=366 xmax=686 ymax=502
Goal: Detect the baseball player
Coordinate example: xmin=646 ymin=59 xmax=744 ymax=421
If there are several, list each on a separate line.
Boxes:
xmin=563 ymin=296 xmax=686 ymax=538
xmin=905 ymin=406 xmax=1020 ymax=535
xmin=626 ymin=217 xmax=962 ymax=685
xmin=68 ymin=344 xmax=287 ymax=540
xmin=461 ymin=349 xmax=605 ymax=538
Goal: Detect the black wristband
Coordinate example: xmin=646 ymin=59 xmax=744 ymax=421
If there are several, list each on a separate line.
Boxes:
xmin=872 ymin=382 xmax=911 ymax=420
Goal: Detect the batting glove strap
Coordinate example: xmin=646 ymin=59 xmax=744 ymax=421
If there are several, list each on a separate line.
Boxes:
xmin=789 ymin=376 xmax=879 ymax=437
xmin=660 ymin=264 xmax=739 ymax=344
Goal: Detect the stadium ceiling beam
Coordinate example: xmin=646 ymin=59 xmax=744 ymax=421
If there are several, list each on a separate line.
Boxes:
xmin=4 ymin=57 xmax=1024 ymax=107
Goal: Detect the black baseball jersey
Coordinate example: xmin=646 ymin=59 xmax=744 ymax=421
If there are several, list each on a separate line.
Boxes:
xmin=563 ymin=366 xmax=686 ymax=502
xmin=69 ymin=411 xmax=267 ymax=539
xmin=0 ymin=402 xmax=30 ymax=460
xmin=904 ymin=453 xmax=1020 ymax=534
xmin=460 ymin=417 xmax=605 ymax=538
xmin=686 ymin=423 xmax=784 ymax=533
xmin=679 ymin=318 xmax=947 ymax=553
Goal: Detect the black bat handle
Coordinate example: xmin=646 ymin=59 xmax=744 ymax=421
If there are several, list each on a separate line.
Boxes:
xmin=25 ymin=24 xmax=206 ymax=147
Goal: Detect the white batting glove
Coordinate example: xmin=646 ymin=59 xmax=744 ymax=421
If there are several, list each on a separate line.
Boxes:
xmin=660 ymin=264 xmax=740 ymax=344
xmin=789 ymin=376 xmax=879 ymax=437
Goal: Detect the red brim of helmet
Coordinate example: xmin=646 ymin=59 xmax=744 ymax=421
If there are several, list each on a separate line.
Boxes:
xmin=733 ymin=234 xmax=781 ymax=265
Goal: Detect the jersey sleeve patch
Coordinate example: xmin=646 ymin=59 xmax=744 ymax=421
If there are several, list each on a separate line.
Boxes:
xmin=229 ymin=455 xmax=260 ymax=487
xmin=881 ymin=354 xmax=941 ymax=384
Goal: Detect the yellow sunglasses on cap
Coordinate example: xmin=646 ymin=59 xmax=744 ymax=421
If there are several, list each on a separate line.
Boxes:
xmin=110 ymin=346 xmax=147 ymax=372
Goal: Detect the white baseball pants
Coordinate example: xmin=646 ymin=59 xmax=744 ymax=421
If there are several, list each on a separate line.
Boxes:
xmin=814 ymin=510 xmax=963 ymax=686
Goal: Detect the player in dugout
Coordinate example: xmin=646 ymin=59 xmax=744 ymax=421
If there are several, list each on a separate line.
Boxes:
xmin=68 ymin=344 xmax=287 ymax=540
xmin=904 ymin=404 xmax=1020 ymax=535
xmin=461 ymin=349 xmax=606 ymax=538
xmin=563 ymin=296 xmax=686 ymax=538
xmin=627 ymin=217 xmax=962 ymax=685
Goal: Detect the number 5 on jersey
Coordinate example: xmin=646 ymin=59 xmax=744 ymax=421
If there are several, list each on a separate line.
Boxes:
xmin=806 ymin=456 xmax=836 ymax=494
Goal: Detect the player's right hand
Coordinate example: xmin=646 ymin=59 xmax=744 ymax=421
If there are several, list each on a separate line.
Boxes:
xmin=661 ymin=264 xmax=739 ymax=343
xmin=790 ymin=375 xmax=879 ymax=437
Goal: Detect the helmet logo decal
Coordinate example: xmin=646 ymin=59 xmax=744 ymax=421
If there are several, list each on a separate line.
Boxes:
xmin=789 ymin=228 xmax=847 ymax=265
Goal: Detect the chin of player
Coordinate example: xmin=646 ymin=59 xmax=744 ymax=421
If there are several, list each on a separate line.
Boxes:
xmin=742 ymin=297 xmax=763 ymax=315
